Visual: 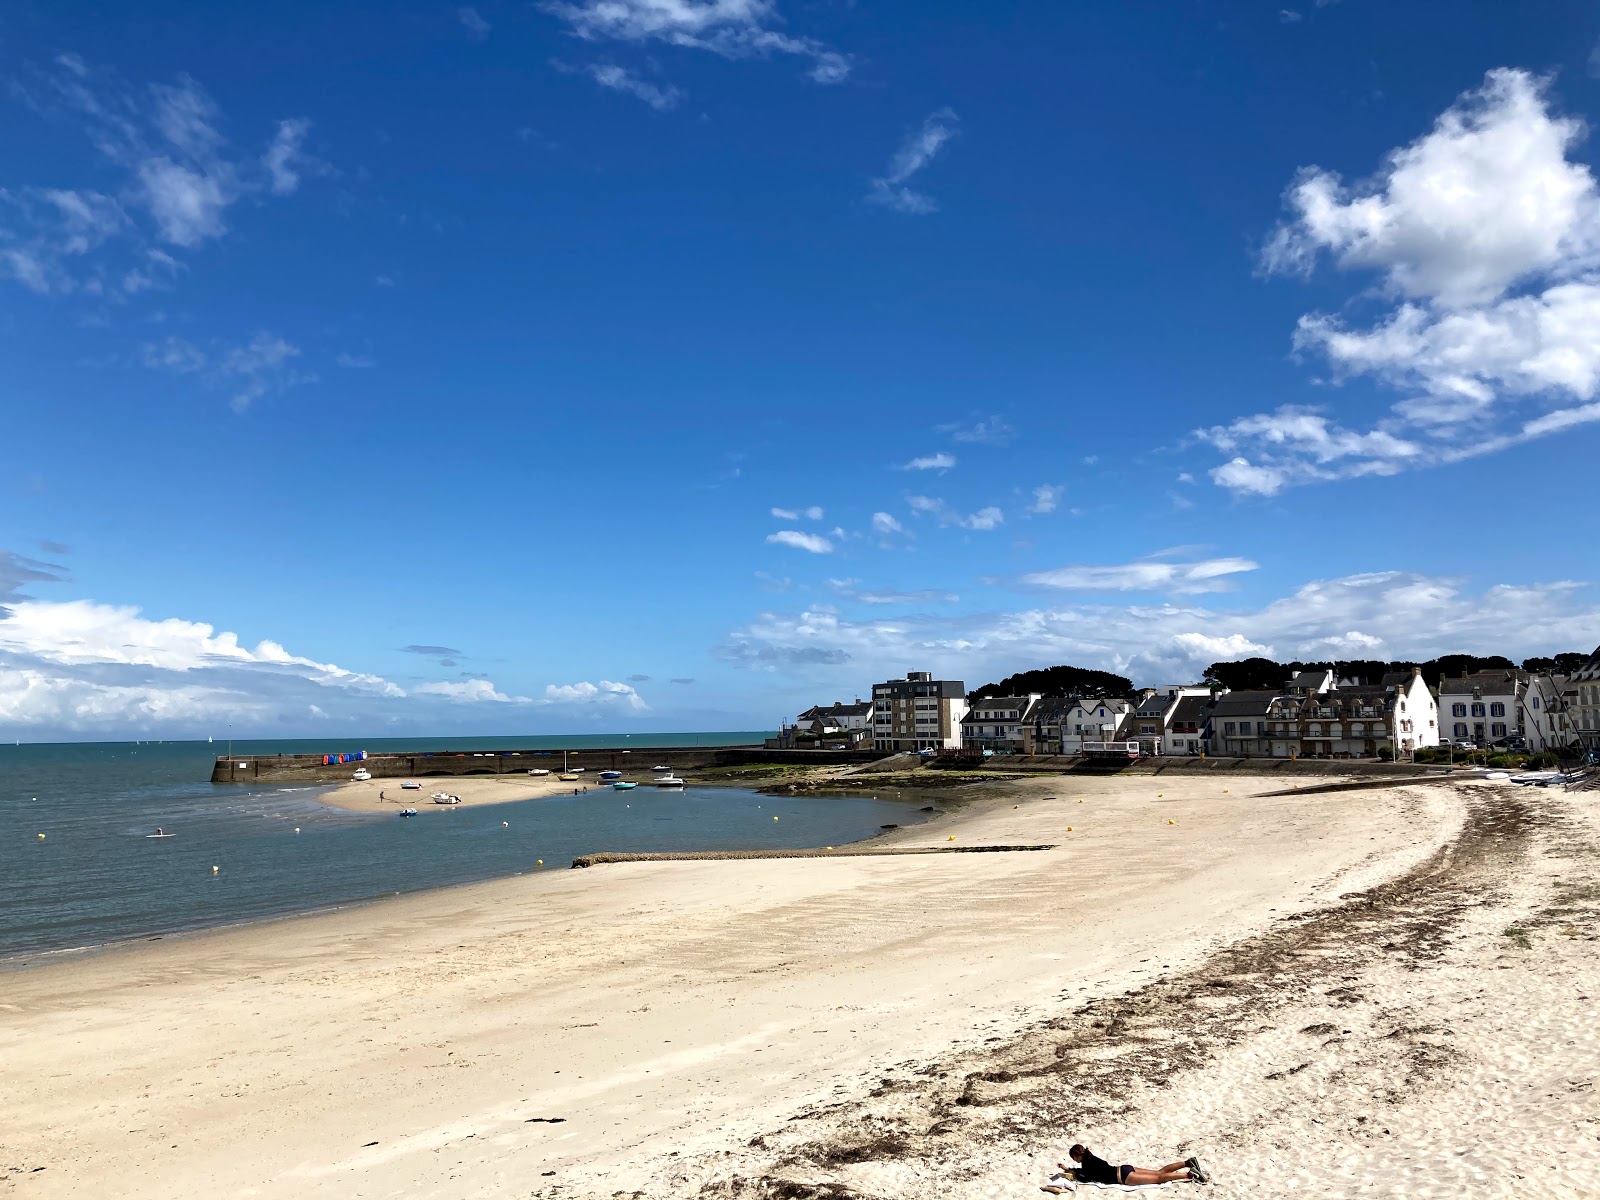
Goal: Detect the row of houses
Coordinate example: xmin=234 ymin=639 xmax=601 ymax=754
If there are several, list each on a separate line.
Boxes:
xmin=781 ymin=652 xmax=1600 ymax=759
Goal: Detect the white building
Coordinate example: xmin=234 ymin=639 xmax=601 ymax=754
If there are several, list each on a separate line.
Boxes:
xmin=1520 ymin=675 xmax=1571 ymax=752
xmin=871 ymin=672 xmax=969 ymax=753
xmin=1568 ymin=649 xmax=1600 ymax=754
xmin=1057 ymin=698 xmax=1135 ymax=755
xmin=1439 ymin=671 xmax=1526 ymax=748
xmin=960 ymin=694 xmax=1042 ymax=754
xmin=1130 ymin=685 xmax=1212 ymax=755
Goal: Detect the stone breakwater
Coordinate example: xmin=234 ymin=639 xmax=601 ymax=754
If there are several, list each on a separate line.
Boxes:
xmin=211 ymin=745 xmax=880 ymax=784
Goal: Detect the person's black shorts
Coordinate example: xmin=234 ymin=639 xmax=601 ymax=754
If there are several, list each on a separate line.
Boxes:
xmin=1118 ymin=1165 xmax=1135 ymax=1184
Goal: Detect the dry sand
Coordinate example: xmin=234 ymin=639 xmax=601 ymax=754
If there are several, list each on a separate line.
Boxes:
xmin=4 ymin=774 xmax=1598 ymax=1199
xmin=319 ymin=771 xmax=616 ymax=813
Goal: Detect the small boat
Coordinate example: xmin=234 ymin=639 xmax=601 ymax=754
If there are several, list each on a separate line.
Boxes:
xmin=612 ymin=781 xmax=637 ymax=790
xmin=599 ymin=770 xmax=623 ymax=780
xmin=400 ymin=808 xmax=418 ymax=818
xmin=352 ymin=768 xmax=372 ymax=781
xmin=400 ymin=780 xmax=421 ymax=790
xmin=528 ymin=768 xmax=550 ymax=776
xmin=559 ymin=773 xmax=580 ymax=781
xmin=568 ymin=767 xmax=585 ymax=773
xmin=146 ymin=827 xmax=175 ymax=838
xmin=431 ymin=792 xmax=462 ymax=805
xmin=651 ymin=765 xmax=672 ymax=773
xmin=655 ymin=775 xmax=685 ymax=788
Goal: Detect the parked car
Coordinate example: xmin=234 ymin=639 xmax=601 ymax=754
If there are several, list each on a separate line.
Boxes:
xmin=1453 ymin=740 xmax=1477 ymax=751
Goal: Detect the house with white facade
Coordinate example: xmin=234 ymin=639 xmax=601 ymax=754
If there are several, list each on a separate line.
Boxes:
xmin=960 ymin=694 xmax=1041 ymax=754
xmin=1439 ymin=671 xmax=1526 ymax=747
xmin=1519 ymin=674 xmax=1572 ymax=752
xmin=1130 ymin=685 xmax=1213 ymax=755
xmin=1162 ymin=693 xmax=1211 ymax=756
xmin=1056 ymin=698 xmax=1135 ymax=755
xmin=1568 ymin=648 xmax=1600 ymax=753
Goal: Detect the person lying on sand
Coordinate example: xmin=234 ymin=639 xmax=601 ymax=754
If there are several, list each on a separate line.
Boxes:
xmin=1041 ymin=1144 xmax=1208 ymax=1189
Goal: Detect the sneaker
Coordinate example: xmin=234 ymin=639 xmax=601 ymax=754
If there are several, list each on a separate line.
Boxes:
xmin=1186 ymin=1156 xmax=1210 ymax=1184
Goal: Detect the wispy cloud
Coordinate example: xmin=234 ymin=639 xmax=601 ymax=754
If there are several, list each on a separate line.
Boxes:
xmin=544 ymin=0 xmax=850 ymax=84
xmin=899 ymin=452 xmax=956 ymax=472
xmin=335 ymin=352 xmax=376 ymax=368
xmin=866 ymin=108 xmax=958 ymax=215
xmin=937 ymin=415 xmax=1014 ymax=445
xmin=1019 ymin=556 xmax=1259 ymax=594
xmin=870 ymin=512 xmax=903 ymax=536
xmin=1 ymin=58 xmax=322 ymax=299
xmin=771 ymin=505 xmax=823 ymax=520
xmin=581 ymin=62 xmax=683 ymax=110
xmin=459 ymin=6 xmax=492 ymax=38
xmin=826 ymin=577 xmax=958 ymax=606
xmin=766 ymin=529 xmax=833 ymax=554
xmin=907 ymin=496 xmax=1003 ymax=531
xmin=142 ymin=331 xmax=309 ymax=413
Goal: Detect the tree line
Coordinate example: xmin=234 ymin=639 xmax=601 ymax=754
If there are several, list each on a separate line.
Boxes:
xmin=970 ymin=649 xmax=1597 ymax=701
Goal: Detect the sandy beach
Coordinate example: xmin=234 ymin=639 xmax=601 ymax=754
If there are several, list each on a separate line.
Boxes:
xmin=317 ymin=771 xmax=619 ymax=813
xmin=4 ymin=773 xmax=1598 ymax=1198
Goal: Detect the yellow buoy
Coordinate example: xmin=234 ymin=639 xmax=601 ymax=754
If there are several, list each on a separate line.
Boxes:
xmin=294 ymin=827 xmax=301 ymax=834
xmin=1223 ymin=788 xmax=1230 ymax=793
xmin=1167 ymin=819 xmax=1176 ymax=825
xmin=1077 ymin=798 xmax=1084 ymax=803
xmin=37 ymin=833 xmax=46 ymax=840
xmin=536 ymin=859 xmax=543 ymax=866
xmin=948 ymin=835 xmax=955 ymax=841
xmin=1157 ymin=793 xmax=1163 ymax=798
xmin=826 ymin=846 xmax=834 ymax=851
xmin=1067 ymin=826 xmax=1073 ymax=832
xmin=773 ymin=815 xmax=779 ymax=821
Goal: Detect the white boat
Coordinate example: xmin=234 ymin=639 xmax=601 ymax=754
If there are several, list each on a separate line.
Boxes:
xmin=431 ymin=792 xmax=462 ymax=805
xmin=352 ymin=768 xmax=372 ymax=781
xmin=651 ymin=765 xmax=672 ymax=773
xmin=655 ymin=775 xmax=685 ymax=788
xmin=528 ymin=768 xmax=550 ymax=776
xmin=400 ymin=780 xmax=421 ymax=790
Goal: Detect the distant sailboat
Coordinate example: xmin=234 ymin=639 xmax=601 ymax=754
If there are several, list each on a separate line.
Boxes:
xmin=208 ymin=735 xmax=214 ymax=744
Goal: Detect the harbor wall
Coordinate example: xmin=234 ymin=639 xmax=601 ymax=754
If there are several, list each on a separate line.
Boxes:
xmin=210 ymin=745 xmax=882 ymax=783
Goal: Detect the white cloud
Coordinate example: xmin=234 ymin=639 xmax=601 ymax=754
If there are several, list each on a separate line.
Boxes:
xmin=459 ymin=6 xmax=492 ymax=38
xmin=546 ymin=0 xmax=850 ymax=84
xmin=826 ymin=578 xmax=958 ymax=606
xmin=766 ymin=529 xmax=833 ymax=554
xmin=263 ymin=118 xmax=312 ymax=196
xmin=900 ymin=452 xmax=956 ymax=471
xmin=335 ymin=352 xmax=376 ymax=368
xmin=866 ymin=109 xmax=958 ymax=215
xmin=584 ymin=63 xmax=683 ymax=110
xmin=1027 ymin=484 xmax=1061 ymax=515
xmin=541 ymin=679 xmax=648 ymax=710
xmin=770 ymin=505 xmax=822 ymax=520
xmin=414 ymin=678 xmax=526 ymax=702
xmin=142 ymin=331 xmax=307 ymax=413
xmin=717 ymin=570 xmax=1600 ymax=688
xmin=1020 ymin=556 xmax=1259 ymax=594
xmin=1 ymin=59 xmax=321 ymax=298
xmin=870 ymin=511 xmax=903 ymax=535
xmin=1211 ymin=69 xmax=1600 ymax=495
xmin=905 ymin=496 xmax=1004 ymax=531
xmin=938 ymin=415 xmax=1014 ymax=445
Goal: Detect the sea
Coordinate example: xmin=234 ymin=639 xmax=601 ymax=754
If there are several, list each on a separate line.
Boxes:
xmin=0 ymin=734 xmax=930 ymax=962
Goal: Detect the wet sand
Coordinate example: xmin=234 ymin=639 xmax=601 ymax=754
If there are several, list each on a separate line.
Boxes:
xmin=4 ymin=774 xmax=1597 ymax=1198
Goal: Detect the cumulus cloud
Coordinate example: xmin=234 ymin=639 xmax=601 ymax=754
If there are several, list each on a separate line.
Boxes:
xmin=717 ymin=571 xmax=1600 ymax=687
xmin=870 ymin=512 xmax=903 ymax=535
xmin=899 ymin=452 xmax=956 ymax=471
xmin=541 ymin=679 xmax=648 ymax=710
xmin=1019 ymin=556 xmax=1259 ymax=594
xmin=1212 ymin=69 xmax=1600 ymax=494
xmin=414 ymin=678 xmax=526 ymax=702
xmin=545 ymin=0 xmax=850 ymax=84
xmin=766 ymin=529 xmax=833 ymax=554
xmin=1027 ymin=484 xmax=1062 ymax=515
xmin=1203 ymin=68 xmax=1600 ymax=499
xmin=866 ymin=109 xmax=958 ymax=214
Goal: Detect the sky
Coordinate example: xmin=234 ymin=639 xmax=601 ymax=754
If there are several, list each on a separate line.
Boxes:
xmin=4 ymin=0 xmax=1600 ymax=740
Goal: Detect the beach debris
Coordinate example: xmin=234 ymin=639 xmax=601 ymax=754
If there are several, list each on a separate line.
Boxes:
xmin=524 ymin=1117 xmax=566 ymax=1124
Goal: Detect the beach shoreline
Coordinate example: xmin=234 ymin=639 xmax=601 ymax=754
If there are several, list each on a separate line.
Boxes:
xmin=6 ymin=773 xmax=1597 ymax=1198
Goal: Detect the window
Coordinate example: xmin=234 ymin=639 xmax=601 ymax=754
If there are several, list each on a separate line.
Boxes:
xmin=1224 ymin=721 xmax=1237 ymax=735
xmin=1471 ymin=703 xmax=1486 ymax=717
xmin=1452 ymin=703 xmax=1466 ymax=717
xmin=1491 ymin=723 xmax=1507 ymax=738
xmin=1489 ymin=702 xmax=1505 ymax=717
xmin=1454 ymin=723 xmax=1468 ymax=737
xmin=1532 ymin=696 xmax=1541 ymax=709
xmin=1308 ymin=723 xmax=1321 ymax=736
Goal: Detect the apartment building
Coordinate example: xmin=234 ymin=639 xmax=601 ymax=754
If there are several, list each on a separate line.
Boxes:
xmin=1209 ymin=690 xmax=1278 ymax=756
xmin=1130 ymin=685 xmax=1212 ymax=755
xmin=870 ymin=671 xmax=969 ymax=752
xmin=1570 ymin=648 xmax=1600 ymax=753
xmin=959 ymin=694 xmax=1041 ymax=753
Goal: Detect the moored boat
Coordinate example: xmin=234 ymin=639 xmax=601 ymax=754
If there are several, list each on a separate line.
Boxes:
xmin=528 ymin=768 xmax=550 ymax=776
xmin=655 ymin=775 xmax=685 ymax=788
xmin=612 ymin=780 xmax=637 ymax=790
xmin=599 ymin=770 xmax=623 ymax=780
xmin=351 ymin=768 xmax=372 ymax=781
xmin=651 ymin=765 xmax=672 ymax=773
xmin=400 ymin=780 xmax=421 ymax=790
xmin=559 ymin=773 xmax=580 ymax=781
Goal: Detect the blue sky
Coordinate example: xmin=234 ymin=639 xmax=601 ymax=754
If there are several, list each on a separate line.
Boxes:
xmin=4 ymin=0 xmax=1600 ymax=738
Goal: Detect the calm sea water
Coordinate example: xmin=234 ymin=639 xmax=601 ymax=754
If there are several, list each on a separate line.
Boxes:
xmin=0 ymin=736 xmax=927 ymax=961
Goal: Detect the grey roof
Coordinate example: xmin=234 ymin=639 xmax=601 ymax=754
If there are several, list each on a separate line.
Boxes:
xmin=1439 ymin=671 xmax=1524 ymax=694
xmin=1289 ymin=669 xmax=1334 ymax=689
xmin=1030 ymin=697 xmax=1079 ymax=724
xmin=1169 ymin=695 xmax=1209 ymax=724
xmin=1206 ymin=689 xmax=1279 ymax=718
xmin=1379 ymin=670 xmax=1419 ymax=687
xmin=1135 ymin=692 xmax=1174 ymax=717
xmin=800 ymin=701 xmax=872 ymax=720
